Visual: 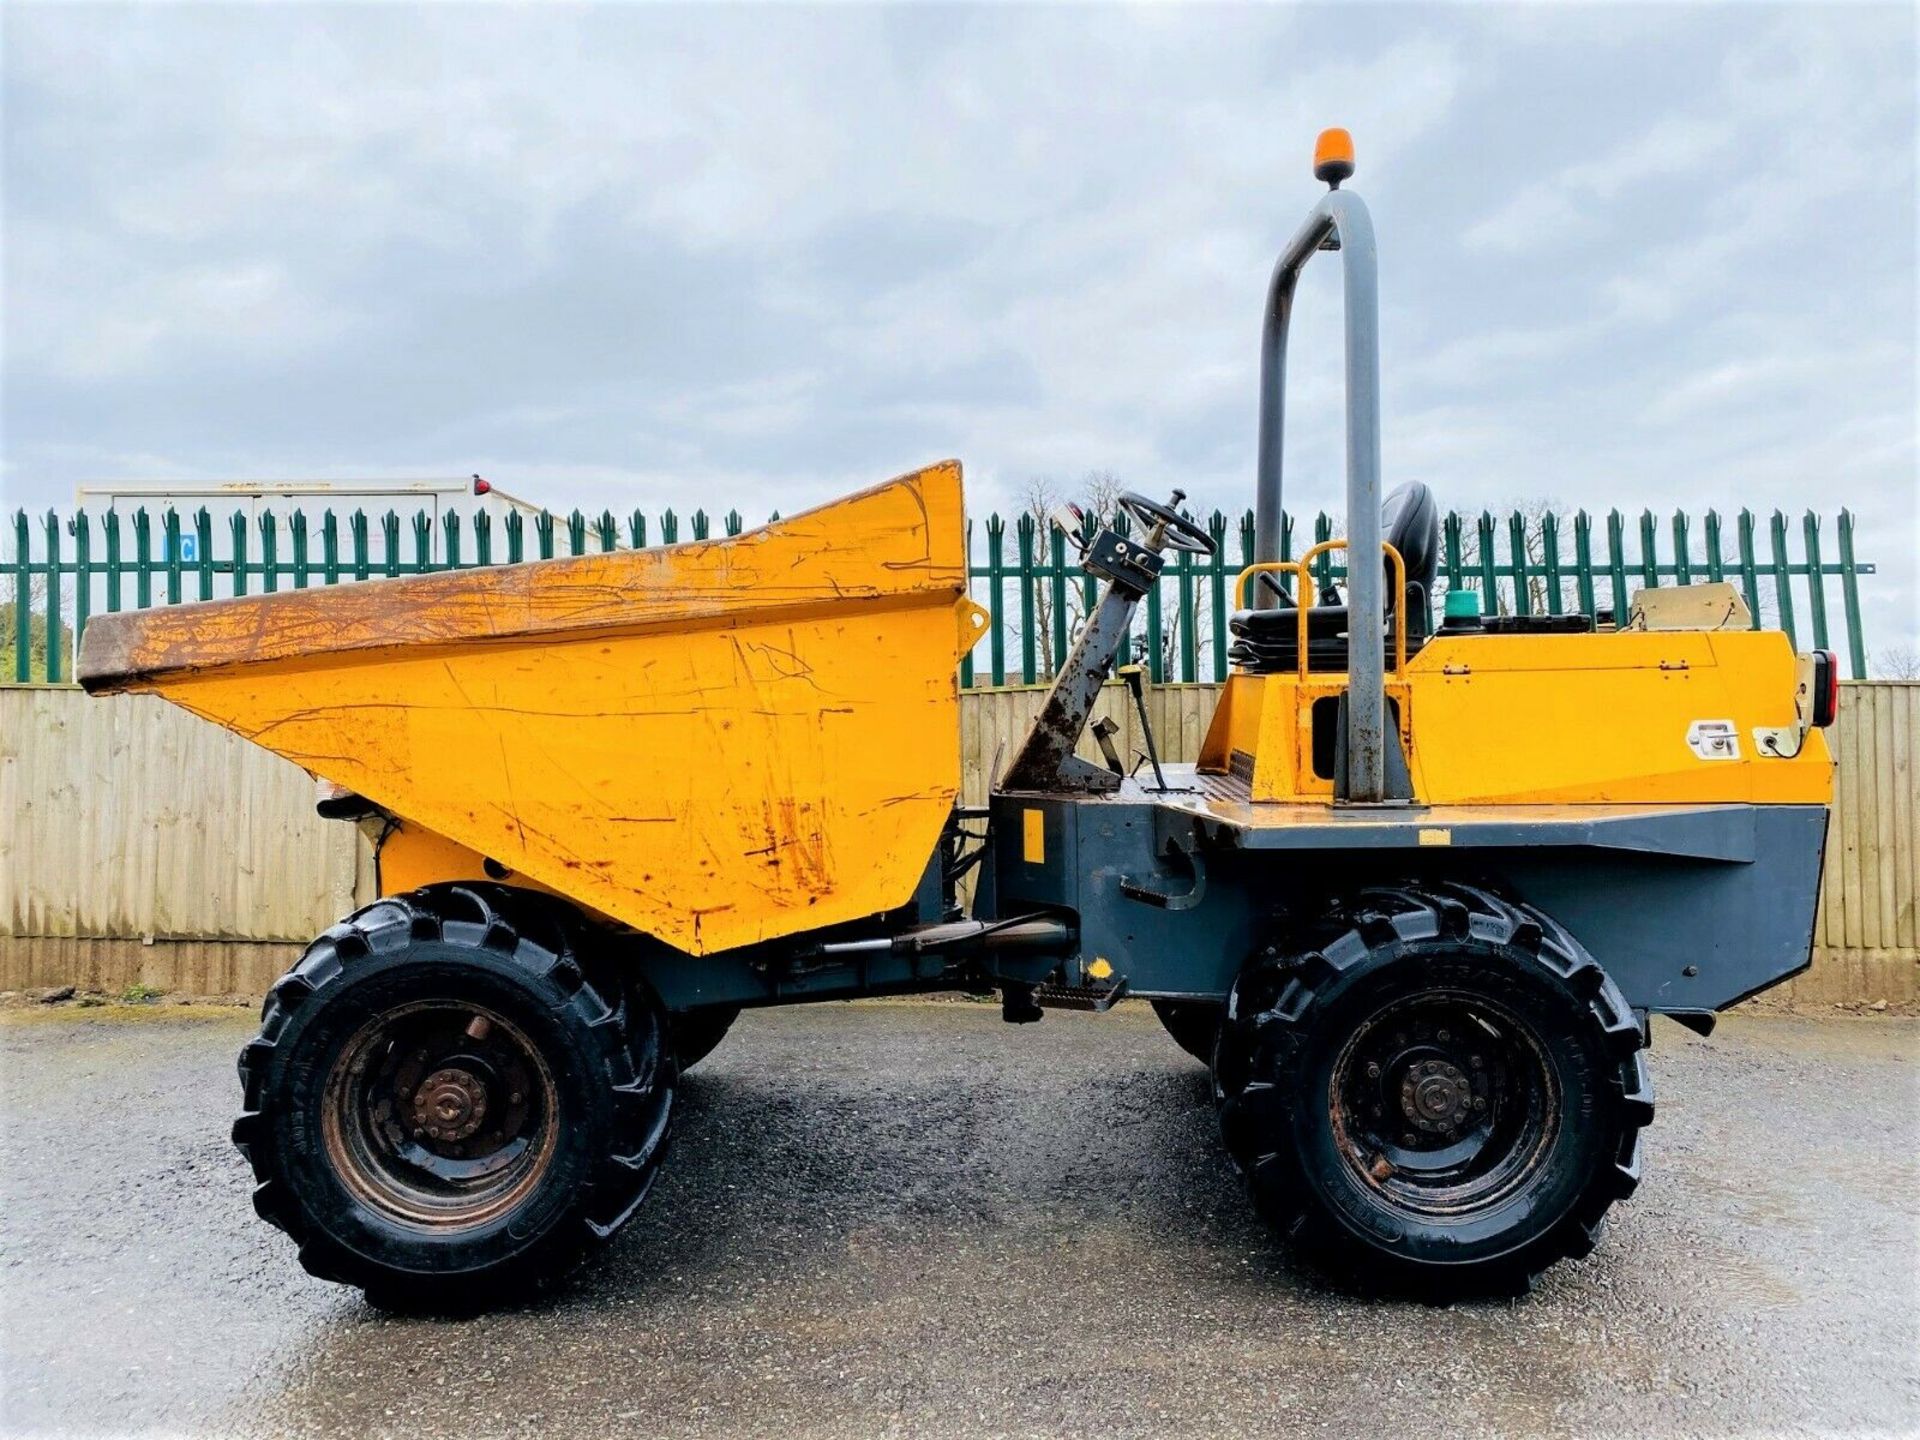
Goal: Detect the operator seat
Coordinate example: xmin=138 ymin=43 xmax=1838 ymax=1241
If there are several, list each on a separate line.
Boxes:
xmin=1228 ymin=480 xmax=1440 ymax=674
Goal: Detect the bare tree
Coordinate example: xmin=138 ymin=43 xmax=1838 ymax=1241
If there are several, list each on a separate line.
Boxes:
xmin=1874 ymin=645 xmax=1920 ymax=680
xmin=1014 ymin=469 xmax=1128 ymax=673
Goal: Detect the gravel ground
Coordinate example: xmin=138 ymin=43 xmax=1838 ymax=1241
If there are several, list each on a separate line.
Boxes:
xmin=0 ymin=999 xmax=1915 ymax=1439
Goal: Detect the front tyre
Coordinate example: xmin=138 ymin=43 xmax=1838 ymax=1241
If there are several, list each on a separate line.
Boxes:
xmin=1215 ymin=883 xmax=1652 ymax=1295
xmin=233 ymin=885 xmax=674 ymax=1308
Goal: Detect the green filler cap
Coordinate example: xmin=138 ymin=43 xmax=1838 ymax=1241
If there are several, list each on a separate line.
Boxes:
xmin=1444 ymin=590 xmax=1481 ymax=620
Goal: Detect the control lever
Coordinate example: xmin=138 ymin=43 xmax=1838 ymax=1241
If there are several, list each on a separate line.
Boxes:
xmin=1117 ymin=665 xmax=1168 ymax=791
xmin=1091 ymin=716 xmax=1125 ymax=776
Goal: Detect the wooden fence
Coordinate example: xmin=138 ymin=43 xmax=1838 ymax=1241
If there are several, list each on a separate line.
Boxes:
xmin=2 ymin=683 xmax=1912 ymax=1006
xmin=6 ymin=500 xmax=1882 ymax=687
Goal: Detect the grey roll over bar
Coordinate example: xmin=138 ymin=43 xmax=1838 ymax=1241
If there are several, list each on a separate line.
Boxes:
xmin=1253 ymin=160 xmax=1391 ymax=804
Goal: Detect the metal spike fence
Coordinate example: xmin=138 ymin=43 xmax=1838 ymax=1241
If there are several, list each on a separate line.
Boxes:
xmin=3 ymin=502 xmax=1878 ymax=687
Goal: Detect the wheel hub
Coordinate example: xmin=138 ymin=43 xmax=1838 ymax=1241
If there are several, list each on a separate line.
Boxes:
xmin=412 ymin=1067 xmax=489 ymax=1142
xmin=322 ymin=1001 xmax=558 ymax=1231
xmin=1329 ymin=992 xmax=1559 ymax=1217
xmin=1401 ymin=1058 xmax=1471 ymax=1134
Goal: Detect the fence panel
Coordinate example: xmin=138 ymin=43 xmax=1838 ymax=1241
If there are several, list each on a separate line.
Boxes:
xmin=1 ymin=682 xmax=1912 ymax=1006
xmin=0 ymin=501 xmax=1886 ymax=687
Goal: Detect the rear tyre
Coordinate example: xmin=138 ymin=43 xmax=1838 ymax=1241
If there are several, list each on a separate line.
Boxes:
xmin=671 ymin=1006 xmax=740 ymax=1072
xmin=1150 ymin=999 xmax=1224 ymax=1065
xmin=1214 ymin=882 xmax=1651 ymax=1296
xmin=233 ymin=884 xmax=674 ymax=1308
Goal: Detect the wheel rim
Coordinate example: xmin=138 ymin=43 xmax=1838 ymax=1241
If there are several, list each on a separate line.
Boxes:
xmin=321 ymin=1001 xmax=559 ymax=1231
xmin=1328 ymin=991 xmax=1559 ymax=1218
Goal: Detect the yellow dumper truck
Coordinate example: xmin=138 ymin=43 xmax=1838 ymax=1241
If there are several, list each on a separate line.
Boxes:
xmin=79 ymin=133 xmax=1836 ymax=1307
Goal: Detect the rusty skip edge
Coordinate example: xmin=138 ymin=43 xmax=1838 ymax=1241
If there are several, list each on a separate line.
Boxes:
xmin=77 ymin=460 xmax=967 ymax=695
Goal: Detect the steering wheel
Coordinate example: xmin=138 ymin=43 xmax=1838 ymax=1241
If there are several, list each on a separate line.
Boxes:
xmin=1117 ymin=490 xmax=1216 ymax=556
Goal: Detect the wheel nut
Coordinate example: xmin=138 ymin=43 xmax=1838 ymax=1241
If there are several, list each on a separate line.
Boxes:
xmin=1365 ymin=1063 xmax=1382 ymax=1079
xmin=1437 ymin=1029 xmax=1450 ymax=1041
xmin=1472 ymin=1097 xmax=1486 ymax=1111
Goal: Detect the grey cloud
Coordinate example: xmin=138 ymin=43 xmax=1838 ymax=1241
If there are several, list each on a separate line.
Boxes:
xmin=2 ymin=2 xmax=1914 ymax=652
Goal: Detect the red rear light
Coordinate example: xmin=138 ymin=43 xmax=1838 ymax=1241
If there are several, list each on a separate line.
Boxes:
xmin=1811 ymin=650 xmax=1839 ymax=728
xmin=472 ymin=474 xmax=492 ymax=496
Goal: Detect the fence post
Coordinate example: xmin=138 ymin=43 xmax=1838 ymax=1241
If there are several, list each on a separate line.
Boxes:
xmin=1016 ymin=514 xmax=1037 ymax=685
xmin=985 ymin=514 xmax=1006 ymax=687
xmin=230 ymin=511 xmax=249 ymax=598
xmin=321 ymin=512 xmax=341 ymax=586
xmin=291 ymin=511 xmax=311 ymax=588
xmin=1049 ymin=525 xmax=1068 ymax=676
xmin=382 ymin=511 xmax=401 ymax=577
xmin=1671 ymin=511 xmax=1692 ymax=586
xmin=1639 ymin=510 xmax=1659 ymax=591
xmin=1540 ymin=510 xmax=1562 ymax=614
xmin=1177 ymin=546 xmax=1197 ymax=682
xmin=443 ymin=511 xmax=462 ymax=571
xmin=1208 ymin=512 xmax=1228 ymax=681
xmin=473 ymin=510 xmax=492 ymax=566
xmin=71 ymin=511 xmax=91 ymax=659
xmin=1605 ymin=509 xmax=1627 ymax=622
xmin=1079 ymin=510 xmax=1097 ymax=617
xmin=597 ymin=511 xmax=617 ymax=551
xmin=164 ymin=508 xmax=183 ymax=605
xmin=1573 ymin=511 xmax=1596 ymax=618
xmin=506 ymin=511 xmax=524 ymax=564
xmin=133 ymin=510 xmax=153 ymax=608
xmin=1477 ymin=511 xmax=1498 ymax=614
xmin=195 ymin=508 xmax=214 ymax=600
xmin=627 ymin=510 xmax=646 ymax=549
xmin=1736 ymin=509 xmax=1761 ymax=628
xmin=1703 ymin=510 xmax=1725 ymax=583
xmin=10 ymin=512 xmax=27 ymax=682
xmin=411 ymin=511 xmax=431 ymax=572
xmin=1801 ymin=513 xmax=1829 ymax=651
xmin=960 ymin=518 xmax=975 ymax=689
xmin=1507 ymin=512 xmax=1531 ymax=617
xmin=567 ymin=510 xmax=586 ymax=555
xmin=1144 ymin=522 xmax=1165 ymax=683
xmin=1836 ymin=510 xmax=1866 ymax=678
xmin=43 ymin=510 xmax=62 ymax=683
xmin=537 ymin=510 xmax=555 ymax=558
xmin=351 ymin=509 xmax=371 ymax=579
xmin=1443 ymin=512 xmax=1464 ymax=596
xmin=1767 ymin=510 xmax=1797 ymax=647
xmin=260 ymin=512 xmax=280 ymax=593
xmin=104 ymin=510 xmax=123 ymax=615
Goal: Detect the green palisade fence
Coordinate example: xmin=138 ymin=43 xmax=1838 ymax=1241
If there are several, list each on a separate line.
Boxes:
xmin=3 ymin=503 xmax=1879 ymax=687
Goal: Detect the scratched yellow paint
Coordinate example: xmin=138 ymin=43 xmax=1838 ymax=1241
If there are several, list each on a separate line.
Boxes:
xmin=1199 ymin=627 xmax=1833 ymax=807
xmin=81 ymin=463 xmax=987 ymax=955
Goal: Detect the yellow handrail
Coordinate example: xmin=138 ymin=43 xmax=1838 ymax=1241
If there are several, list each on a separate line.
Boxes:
xmin=1231 ymin=542 xmax=1407 ymax=678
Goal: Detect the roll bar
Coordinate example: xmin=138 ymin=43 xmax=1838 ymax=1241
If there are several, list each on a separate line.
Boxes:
xmin=1252 ymin=183 xmax=1391 ymax=802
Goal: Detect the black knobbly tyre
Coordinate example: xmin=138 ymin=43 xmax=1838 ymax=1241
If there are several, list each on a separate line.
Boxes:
xmin=1150 ymin=998 xmax=1224 ymax=1065
xmin=232 ymin=884 xmax=674 ymax=1308
xmin=1214 ymin=882 xmax=1652 ymax=1296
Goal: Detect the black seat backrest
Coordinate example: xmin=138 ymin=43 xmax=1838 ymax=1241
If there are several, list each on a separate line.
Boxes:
xmin=1380 ymin=481 xmax=1439 ymax=597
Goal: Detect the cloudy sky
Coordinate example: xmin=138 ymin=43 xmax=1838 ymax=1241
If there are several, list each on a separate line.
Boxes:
xmin=3 ymin=3 xmax=1915 ymax=657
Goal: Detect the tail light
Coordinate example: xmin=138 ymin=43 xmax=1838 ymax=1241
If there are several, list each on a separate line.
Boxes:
xmin=1809 ymin=650 xmax=1839 ymax=728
